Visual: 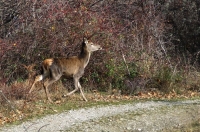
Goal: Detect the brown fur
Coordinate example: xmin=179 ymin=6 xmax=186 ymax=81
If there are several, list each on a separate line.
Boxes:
xmin=43 ymin=59 xmax=54 ymax=67
xmin=29 ymin=38 xmax=102 ymax=102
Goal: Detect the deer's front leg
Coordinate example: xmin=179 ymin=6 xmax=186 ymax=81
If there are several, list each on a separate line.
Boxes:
xmin=67 ymin=77 xmax=80 ymax=96
xmin=78 ymin=81 xmax=88 ymax=102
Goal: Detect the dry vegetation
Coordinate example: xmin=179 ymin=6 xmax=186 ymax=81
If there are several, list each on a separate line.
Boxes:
xmin=0 ymin=0 xmax=200 ymax=126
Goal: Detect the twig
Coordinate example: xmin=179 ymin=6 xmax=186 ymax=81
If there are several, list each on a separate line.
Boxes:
xmin=121 ymin=52 xmax=136 ymax=95
xmin=194 ymin=50 xmax=200 ymax=66
xmin=38 ymin=124 xmax=50 ymax=132
xmin=0 ymin=90 xmax=17 ymax=113
xmin=90 ymin=0 xmax=104 ymax=8
xmin=23 ymin=122 xmax=38 ymax=132
xmin=158 ymin=39 xmax=173 ymax=69
xmin=122 ymin=53 xmax=130 ymax=76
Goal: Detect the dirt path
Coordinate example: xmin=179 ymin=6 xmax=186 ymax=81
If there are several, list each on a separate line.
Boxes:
xmin=1 ymin=100 xmax=200 ymax=132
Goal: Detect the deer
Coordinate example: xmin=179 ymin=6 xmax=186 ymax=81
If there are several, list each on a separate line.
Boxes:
xmin=29 ymin=38 xmax=102 ymax=103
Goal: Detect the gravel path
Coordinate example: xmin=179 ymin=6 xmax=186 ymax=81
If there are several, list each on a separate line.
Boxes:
xmin=1 ymin=100 xmax=200 ymax=132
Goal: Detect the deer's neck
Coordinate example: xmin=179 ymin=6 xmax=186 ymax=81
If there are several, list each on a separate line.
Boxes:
xmin=79 ymin=48 xmax=91 ymax=68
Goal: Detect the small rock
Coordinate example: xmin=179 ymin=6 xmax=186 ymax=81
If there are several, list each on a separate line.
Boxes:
xmin=126 ymin=126 xmax=132 ymax=130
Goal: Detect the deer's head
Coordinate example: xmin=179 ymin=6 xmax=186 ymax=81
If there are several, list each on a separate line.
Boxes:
xmin=84 ymin=38 xmax=102 ymax=52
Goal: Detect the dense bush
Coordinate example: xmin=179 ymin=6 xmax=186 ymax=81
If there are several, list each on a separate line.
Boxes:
xmin=0 ymin=0 xmax=199 ymax=97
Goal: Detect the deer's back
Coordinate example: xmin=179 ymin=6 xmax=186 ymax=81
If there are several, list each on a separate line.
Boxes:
xmin=43 ymin=57 xmax=84 ymax=77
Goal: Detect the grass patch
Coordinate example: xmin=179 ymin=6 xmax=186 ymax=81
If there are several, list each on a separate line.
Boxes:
xmin=171 ymin=120 xmax=200 ymax=132
xmin=0 ymin=89 xmax=199 ymax=128
xmin=0 ymin=93 xmax=137 ymax=127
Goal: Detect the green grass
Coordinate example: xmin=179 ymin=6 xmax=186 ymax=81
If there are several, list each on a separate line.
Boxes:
xmin=170 ymin=120 xmax=200 ymax=132
xmin=1 ymin=93 xmax=200 ymax=128
xmin=1 ymin=96 xmax=136 ymax=127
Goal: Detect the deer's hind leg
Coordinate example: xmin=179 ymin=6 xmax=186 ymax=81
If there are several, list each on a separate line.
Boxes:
xmin=29 ymin=75 xmax=43 ymax=93
xmin=29 ymin=66 xmax=49 ymax=94
xmin=43 ymin=74 xmax=62 ymax=103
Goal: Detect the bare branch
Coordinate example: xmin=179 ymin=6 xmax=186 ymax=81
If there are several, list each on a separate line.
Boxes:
xmin=0 ymin=90 xmax=17 ymax=113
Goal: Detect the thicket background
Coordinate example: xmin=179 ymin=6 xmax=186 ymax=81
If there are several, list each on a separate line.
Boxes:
xmin=0 ymin=0 xmax=200 ymax=102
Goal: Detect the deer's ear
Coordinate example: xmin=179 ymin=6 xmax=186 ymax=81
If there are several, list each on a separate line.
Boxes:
xmin=83 ymin=37 xmax=88 ymax=44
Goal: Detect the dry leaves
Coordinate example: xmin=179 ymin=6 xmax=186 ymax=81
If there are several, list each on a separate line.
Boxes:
xmin=88 ymin=90 xmax=200 ymax=102
xmin=0 ymin=110 xmax=23 ymax=125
